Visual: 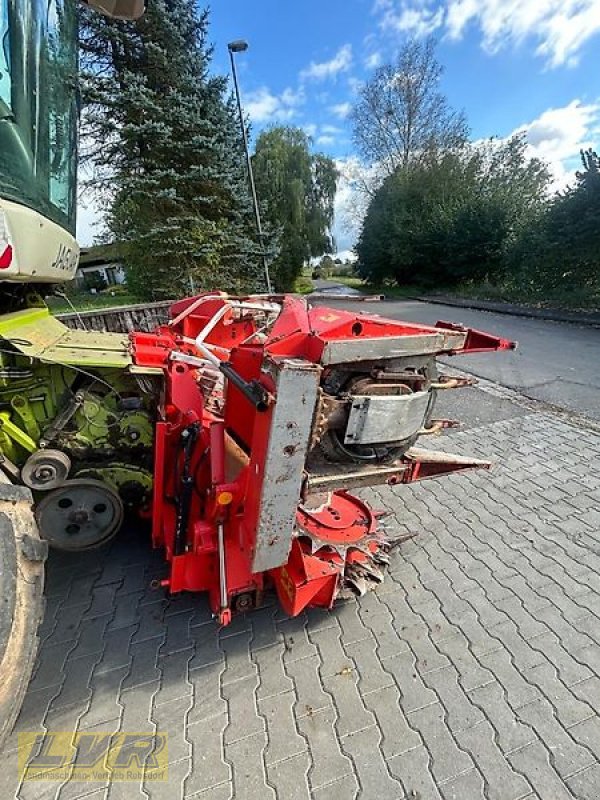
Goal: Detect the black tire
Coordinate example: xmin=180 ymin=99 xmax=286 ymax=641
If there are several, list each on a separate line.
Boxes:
xmin=0 ymin=483 xmax=47 ymax=749
xmin=318 ymin=363 xmax=438 ymax=465
xmin=317 ymin=426 xmax=422 ymax=464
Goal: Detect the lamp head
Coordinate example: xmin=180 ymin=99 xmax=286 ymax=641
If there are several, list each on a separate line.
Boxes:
xmin=228 ymin=40 xmax=249 ymax=54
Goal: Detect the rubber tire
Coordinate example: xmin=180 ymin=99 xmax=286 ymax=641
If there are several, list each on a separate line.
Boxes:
xmin=0 ymin=484 xmax=47 ymax=750
xmin=317 ymin=362 xmax=438 ymax=465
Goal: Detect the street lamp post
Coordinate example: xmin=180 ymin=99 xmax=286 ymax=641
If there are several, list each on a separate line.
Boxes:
xmin=227 ymin=40 xmax=273 ymax=294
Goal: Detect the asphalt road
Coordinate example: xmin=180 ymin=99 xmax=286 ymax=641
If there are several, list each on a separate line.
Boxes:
xmin=313 ymin=288 xmax=600 ymax=421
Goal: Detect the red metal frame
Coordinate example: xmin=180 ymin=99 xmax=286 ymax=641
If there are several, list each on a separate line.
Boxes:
xmin=130 ymin=293 xmax=515 ymax=624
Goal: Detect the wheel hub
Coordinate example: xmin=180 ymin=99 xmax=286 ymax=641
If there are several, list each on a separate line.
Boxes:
xmin=21 ymin=449 xmax=71 ymax=491
xmin=297 ymin=491 xmax=374 ymax=550
xmin=35 ymin=479 xmax=124 ymax=551
xmin=296 ymin=491 xmax=392 ymax=596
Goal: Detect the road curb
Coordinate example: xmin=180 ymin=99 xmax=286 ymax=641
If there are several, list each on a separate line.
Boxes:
xmin=309 ymin=293 xmax=384 ymax=302
xmin=415 ymin=295 xmax=600 ymax=327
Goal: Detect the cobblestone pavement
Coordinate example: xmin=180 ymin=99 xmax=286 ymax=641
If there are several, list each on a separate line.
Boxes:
xmin=3 ymin=390 xmax=600 ymax=800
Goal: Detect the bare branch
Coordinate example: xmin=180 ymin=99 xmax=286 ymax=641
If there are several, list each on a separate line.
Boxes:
xmin=350 ymin=38 xmax=468 ymax=175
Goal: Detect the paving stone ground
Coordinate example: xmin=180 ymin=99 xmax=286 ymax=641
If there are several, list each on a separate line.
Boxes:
xmin=2 ymin=388 xmax=600 ymax=800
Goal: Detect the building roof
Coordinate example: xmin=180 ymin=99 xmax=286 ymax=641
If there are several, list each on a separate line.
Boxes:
xmin=78 ymin=243 xmax=124 ymax=269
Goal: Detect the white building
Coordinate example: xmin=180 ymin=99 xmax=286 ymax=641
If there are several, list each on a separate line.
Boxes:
xmin=75 ymin=245 xmax=126 ymax=289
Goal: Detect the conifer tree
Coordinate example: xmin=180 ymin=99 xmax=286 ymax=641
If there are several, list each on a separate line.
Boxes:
xmin=79 ymin=1 xmax=263 ymax=299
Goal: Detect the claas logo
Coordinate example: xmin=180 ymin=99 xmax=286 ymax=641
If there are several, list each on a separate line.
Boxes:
xmin=18 ymin=732 xmax=168 ymax=782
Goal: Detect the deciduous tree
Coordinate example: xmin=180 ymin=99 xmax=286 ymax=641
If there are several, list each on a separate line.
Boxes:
xmin=506 ymin=146 xmax=600 ymax=301
xmin=356 ymin=135 xmax=550 ymax=287
xmin=351 ymin=38 xmax=468 ymax=176
xmin=252 ymin=127 xmax=338 ymax=291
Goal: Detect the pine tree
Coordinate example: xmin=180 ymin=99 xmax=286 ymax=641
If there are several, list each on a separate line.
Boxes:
xmin=79 ymin=1 xmax=264 ymax=299
xmin=579 ymin=147 xmax=600 ymax=178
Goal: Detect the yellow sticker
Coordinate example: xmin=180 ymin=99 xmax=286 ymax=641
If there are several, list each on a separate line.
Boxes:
xmin=217 ymin=491 xmax=234 ymax=505
xmin=278 ymin=565 xmax=295 ymax=602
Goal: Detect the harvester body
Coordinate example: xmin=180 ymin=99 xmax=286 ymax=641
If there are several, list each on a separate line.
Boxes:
xmin=132 ymin=293 xmax=514 ymax=624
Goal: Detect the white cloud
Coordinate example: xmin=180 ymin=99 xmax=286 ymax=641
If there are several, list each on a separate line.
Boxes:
xmin=512 ymin=99 xmax=600 ymax=189
xmin=375 ymin=1 xmax=600 ymax=68
xmin=330 ymin=99 xmax=600 ymax=253
xmin=280 ymin=87 xmax=302 ymax=107
xmin=305 ymin=124 xmax=344 ymax=142
xmin=76 ymin=197 xmax=102 ymax=247
xmin=334 ymin=249 xmax=359 ymax=262
xmin=330 ymin=101 xmax=353 ymax=118
xmin=348 ymin=76 xmax=365 ymax=95
xmin=300 ymin=44 xmax=353 ymax=81
xmin=332 ymin=165 xmax=358 ymax=252
xmin=364 ymin=51 xmax=383 ymax=69
xmin=331 ymin=157 xmax=387 ymax=252
xmin=76 ymin=167 xmax=109 ymax=246
xmin=381 ymin=5 xmax=444 ymax=37
xmin=244 ymin=86 xmax=304 ymax=123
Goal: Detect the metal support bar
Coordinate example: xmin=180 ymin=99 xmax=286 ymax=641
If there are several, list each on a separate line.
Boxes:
xmin=219 ymin=362 xmax=271 ymax=412
xmin=40 ymin=391 xmax=84 ymax=447
xmin=217 ymin=521 xmax=231 ymax=625
xmin=11 ymin=396 xmax=41 ymax=441
xmin=174 ymin=423 xmax=199 ymax=556
xmin=210 ymin=422 xmax=226 ymax=487
xmin=169 ymin=350 xmax=215 ymax=369
xmin=228 ymin=47 xmax=273 ymax=294
xmin=169 ymin=293 xmax=225 ymax=329
xmin=436 ymin=321 xmax=517 ymax=353
xmin=217 ymin=522 xmax=227 ymax=607
xmin=0 ymin=412 xmax=37 ymax=452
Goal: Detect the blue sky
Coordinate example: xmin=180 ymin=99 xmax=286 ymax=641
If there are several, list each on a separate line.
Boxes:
xmin=78 ymin=0 xmax=600 ymax=251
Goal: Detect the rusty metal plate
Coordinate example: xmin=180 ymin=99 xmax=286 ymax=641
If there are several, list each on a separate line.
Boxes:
xmin=345 ymin=390 xmax=431 ymax=445
xmin=320 ymin=331 xmax=466 ymax=365
xmin=252 ymin=359 xmax=321 ymax=574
